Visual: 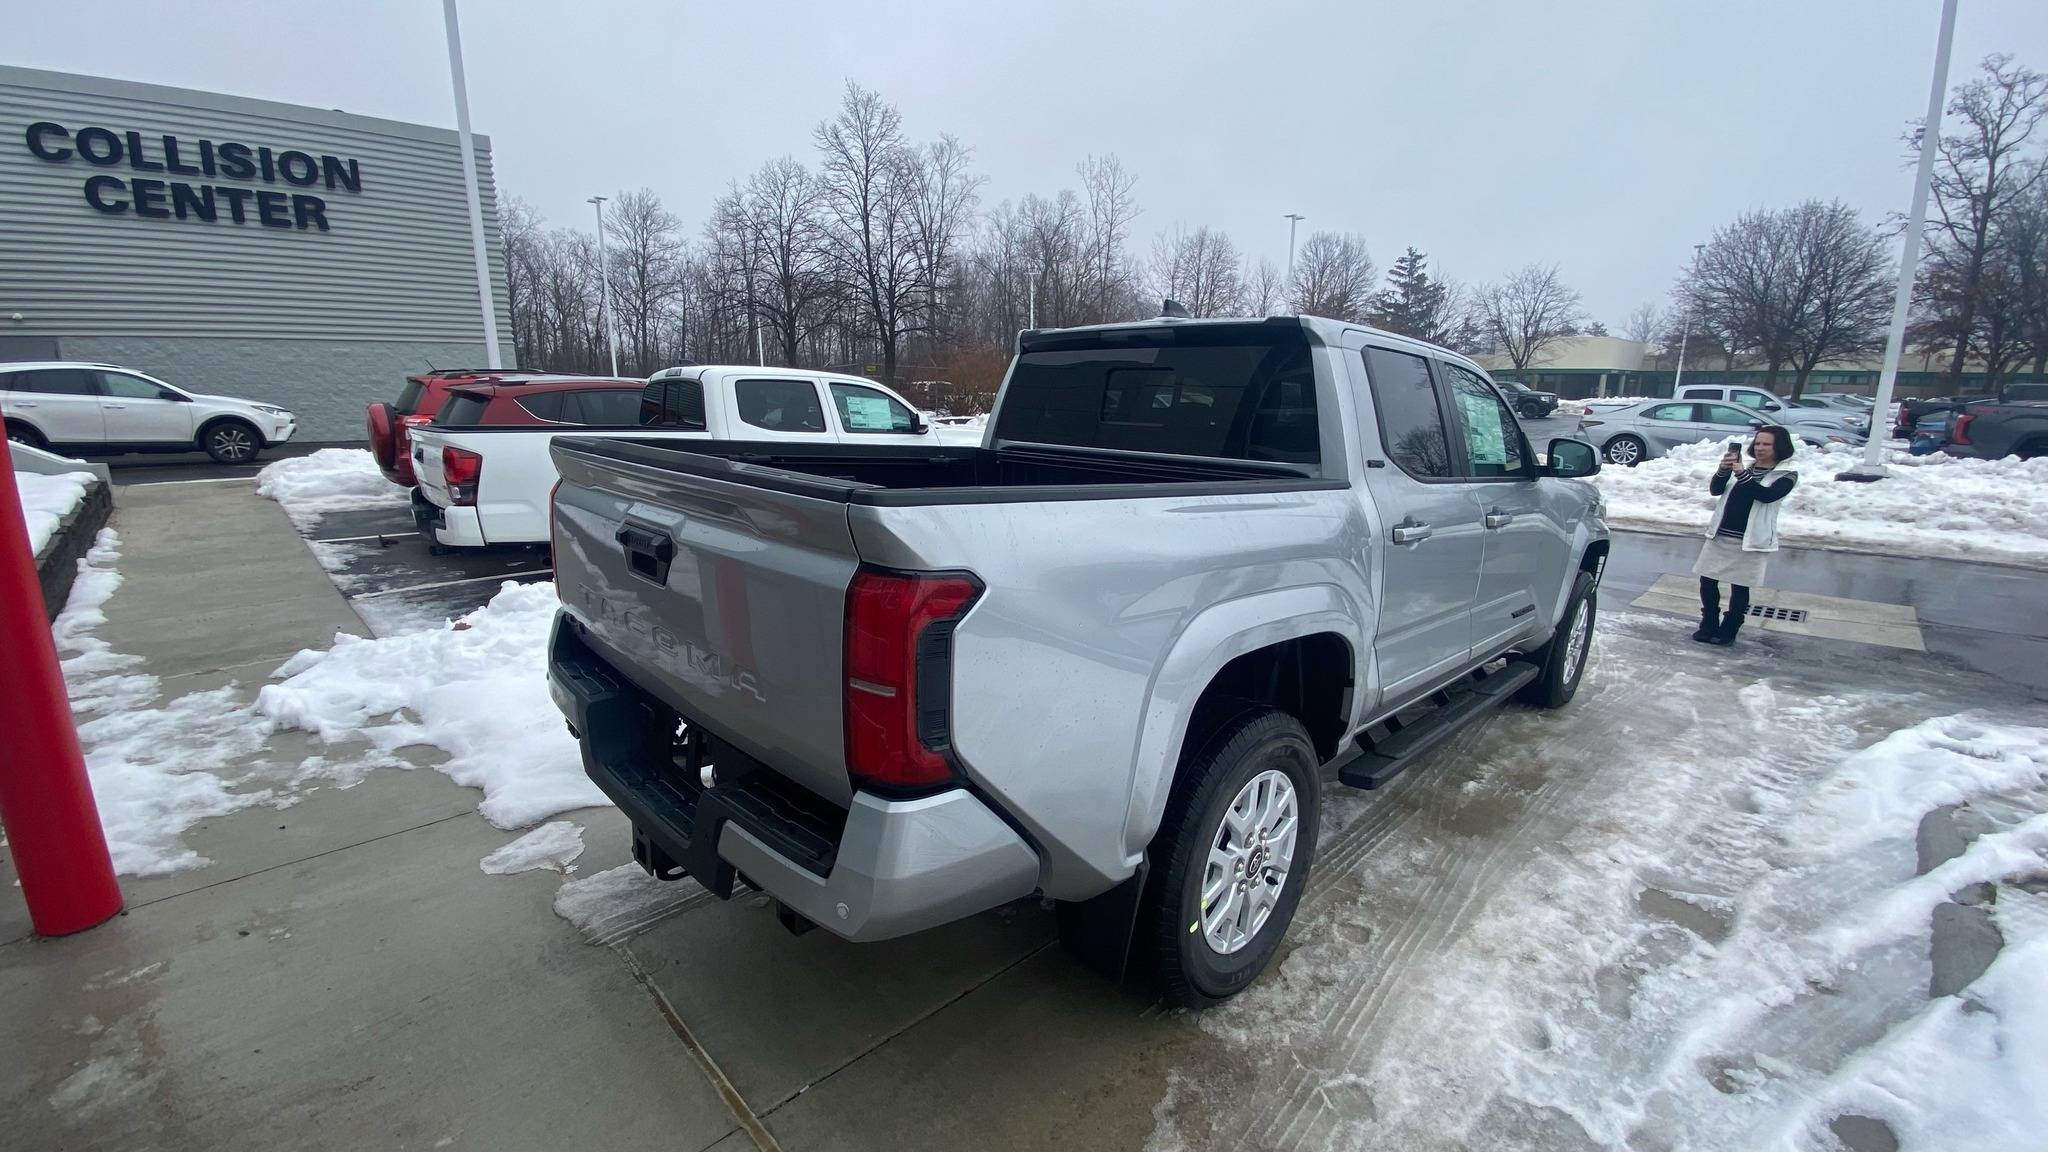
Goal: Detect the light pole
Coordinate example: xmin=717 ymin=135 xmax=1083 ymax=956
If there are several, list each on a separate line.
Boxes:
xmin=1843 ymin=0 xmax=1959 ymax=482
xmin=1671 ymin=243 xmax=1705 ymax=397
xmin=441 ymin=0 xmax=501 ymax=369
xmin=1026 ymin=266 xmax=1041 ymax=330
xmin=1283 ymin=213 xmax=1306 ymax=307
xmin=588 ymin=196 xmax=618 ymax=378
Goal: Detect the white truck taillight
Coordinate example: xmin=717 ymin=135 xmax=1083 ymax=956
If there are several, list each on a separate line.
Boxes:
xmin=443 ymin=445 xmax=483 ymax=506
xmin=843 ymin=568 xmax=981 ymax=794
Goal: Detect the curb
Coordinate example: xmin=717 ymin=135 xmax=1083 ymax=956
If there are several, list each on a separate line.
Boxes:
xmin=34 ymin=477 xmax=113 ymax=623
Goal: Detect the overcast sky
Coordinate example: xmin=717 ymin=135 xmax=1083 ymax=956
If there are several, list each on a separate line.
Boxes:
xmin=12 ymin=0 xmax=2046 ymax=325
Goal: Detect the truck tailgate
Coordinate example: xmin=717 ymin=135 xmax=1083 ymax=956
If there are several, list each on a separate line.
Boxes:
xmin=550 ymin=439 xmax=860 ymax=808
xmin=408 ymin=426 xmax=455 ymax=508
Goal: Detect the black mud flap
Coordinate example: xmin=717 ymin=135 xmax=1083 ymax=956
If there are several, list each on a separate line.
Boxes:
xmin=1055 ymin=858 xmax=1151 ymax=984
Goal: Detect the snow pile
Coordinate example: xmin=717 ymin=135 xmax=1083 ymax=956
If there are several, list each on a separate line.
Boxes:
xmin=480 ymin=821 xmax=585 ymax=875
xmin=1151 ymin=613 xmax=2048 ymax=1151
xmin=255 ymin=580 xmax=605 ymax=829
xmin=1592 ymin=439 xmax=2048 ymax=567
xmin=255 ymin=448 xmax=407 ymax=530
xmin=931 ymin=413 xmax=988 ymax=446
xmin=52 ymin=530 xmax=271 ymax=875
xmin=13 ymin=469 xmax=95 ymax=555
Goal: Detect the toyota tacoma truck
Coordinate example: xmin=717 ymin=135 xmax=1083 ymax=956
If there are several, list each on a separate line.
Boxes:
xmin=546 ymin=315 xmax=1608 ymax=1006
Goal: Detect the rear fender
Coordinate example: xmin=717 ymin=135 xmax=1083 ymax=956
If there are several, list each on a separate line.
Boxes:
xmin=1119 ymin=584 xmax=1366 ymax=865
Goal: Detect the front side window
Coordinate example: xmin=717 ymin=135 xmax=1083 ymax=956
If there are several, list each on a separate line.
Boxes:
xmin=1645 ymin=403 xmax=1696 ymax=422
xmin=1364 ymin=347 xmax=1451 ymax=478
xmin=12 ymin=368 xmax=100 ymax=396
xmin=829 ymin=383 xmax=918 ymax=433
xmin=1441 ymin=363 xmax=1528 ymax=478
xmin=1731 ymin=390 xmax=1772 ymax=410
xmin=97 ymin=372 xmax=170 ymax=400
xmin=993 ymin=324 xmax=1320 ymax=468
xmin=736 ymin=378 xmax=827 ymax=433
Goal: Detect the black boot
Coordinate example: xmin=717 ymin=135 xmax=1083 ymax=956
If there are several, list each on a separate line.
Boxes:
xmin=1691 ymin=608 xmax=1720 ymax=643
xmin=1709 ymin=611 xmax=1744 ymax=646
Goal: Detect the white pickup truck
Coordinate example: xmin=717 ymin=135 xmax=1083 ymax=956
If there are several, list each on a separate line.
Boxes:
xmin=407 ymin=366 xmax=945 ymax=550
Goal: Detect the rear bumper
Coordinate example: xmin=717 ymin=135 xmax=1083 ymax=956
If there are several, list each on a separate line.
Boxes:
xmin=547 ymin=613 xmax=1040 ymax=941
xmin=412 ymin=488 xmax=485 ymax=547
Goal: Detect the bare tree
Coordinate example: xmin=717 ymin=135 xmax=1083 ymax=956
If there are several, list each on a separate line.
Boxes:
xmin=1476 ymin=263 xmax=1587 ymax=372
xmin=1243 ymin=257 xmax=1285 ymax=317
xmin=1623 ymin=301 xmax=1663 ymax=346
xmin=1148 ymin=225 xmax=1244 ymax=317
xmin=729 ymin=158 xmax=832 ymax=366
xmin=1785 ymin=201 xmax=1893 ymax=394
xmin=2004 ymin=170 xmax=2048 ymax=376
xmin=602 ymin=188 xmax=688 ymax=375
xmin=1078 ymin=154 xmax=1140 ymax=324
xmin=906 ymin=134 xmax=983 ymax=343
xmin=813 ymin=82 xmax=925 ymax=383
xmin=1287 ymin=232 xmax=1375 ymax=322
xmin=1914 ymin=55 xmax=2048 ymax=386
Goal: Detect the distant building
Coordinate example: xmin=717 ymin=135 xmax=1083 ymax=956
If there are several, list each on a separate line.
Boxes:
xmin=1477 ymin=336 xmax=2043 ymax=400
xmin=1 ymin=65 xmax=513 ymax=439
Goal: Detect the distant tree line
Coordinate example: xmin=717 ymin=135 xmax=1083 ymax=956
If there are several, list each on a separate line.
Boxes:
xmin=1631 ymin=54 xmax=2048 ymax=397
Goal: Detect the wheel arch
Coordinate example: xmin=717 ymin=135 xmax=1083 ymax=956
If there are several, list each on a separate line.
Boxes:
xmin=1119 ymin=585 xmax=1364 ymax=867
xmin=5 ymin=415 xmax=50 ymax=445
xmin=195 ymin=412 xmax=266 ymax=448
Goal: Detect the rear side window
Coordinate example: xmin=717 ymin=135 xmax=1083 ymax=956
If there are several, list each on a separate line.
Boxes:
xmin=435 ymin=392 xmax=490 ymax=426
xmin=994 ymin=325 xmax=1320 ymax=467
xmin=516 ymin=392 xmax=566 ymax=421
xmin=11 ymin=368 xmax=101 ymax=396
xmin=1364 ymin=347 xmax=1450 ymax=478
xmin=736 ymin=379 xmax=827 ymax=433
xmin=396 ymin=380 xmax=426 ymax=415
xmin=640 ymin=378 xmax=707 ymax=429
xmin=562 ymin=389 xmax=643 ymax=426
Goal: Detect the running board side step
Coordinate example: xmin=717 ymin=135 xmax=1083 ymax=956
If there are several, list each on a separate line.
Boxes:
xmin=1338 ymin=661 xmax=1541 ymax=790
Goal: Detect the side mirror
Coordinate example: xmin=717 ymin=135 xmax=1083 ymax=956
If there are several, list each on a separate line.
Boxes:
xmin=1762 ymin=402 xmax=1781 ymax=412
xmin=1546 ymin=438 xmax=1599 ymax=478
xmin=909 ymin=413 xmax=929 ymax=434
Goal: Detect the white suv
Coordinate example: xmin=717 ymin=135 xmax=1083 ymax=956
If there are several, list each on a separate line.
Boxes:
xmin=1 ymin=362 xmax=296 ymax=464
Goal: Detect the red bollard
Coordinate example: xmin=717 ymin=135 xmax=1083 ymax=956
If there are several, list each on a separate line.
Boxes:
xmin=0 ymin=465 xmax=123 ymax=935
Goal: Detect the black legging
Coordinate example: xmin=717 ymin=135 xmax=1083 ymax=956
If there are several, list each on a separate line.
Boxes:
xmin=1700 ymin=577 xmax=1750 ymax=620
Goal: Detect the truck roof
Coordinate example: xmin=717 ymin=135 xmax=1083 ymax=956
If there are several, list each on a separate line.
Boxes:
xmin=1013 ymin=313 xmax=1495 ymax=379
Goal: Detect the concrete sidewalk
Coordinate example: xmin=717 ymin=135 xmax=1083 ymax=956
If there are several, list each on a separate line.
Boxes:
xmin=1 ymin=480 xmax=741 ymax=1152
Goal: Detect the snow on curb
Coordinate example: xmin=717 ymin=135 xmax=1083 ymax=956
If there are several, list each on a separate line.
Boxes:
xmin=14 ymin=468 xmax=96 ymax=556
xmin=1592 ymin=441 xmax=2048 ymax=569
xmin=255 ymin=580 xmax=606 ymax=830
xmin=255 ymin=448 xmax=408 ymax=530
xmin=53 ymin=530 xmax=273 ymax=876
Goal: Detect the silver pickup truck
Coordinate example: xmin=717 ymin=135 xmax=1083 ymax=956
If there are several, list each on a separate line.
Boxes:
xmin=546 ymin=315 xmax=1608 ymax=1006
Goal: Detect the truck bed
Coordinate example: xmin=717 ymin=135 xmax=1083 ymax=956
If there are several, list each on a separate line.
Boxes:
xmin=550 ymin=436 xmax=1342 ymax=505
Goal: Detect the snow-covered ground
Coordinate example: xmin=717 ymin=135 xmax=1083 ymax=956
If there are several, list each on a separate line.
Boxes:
xmin=1592 ymin=440 xmax=2048 ymax=568
xmin=255 ymin=448 xmax=408 ymax=530
xmin=1149 ymin=611 xmax=2048 ymax=1152
xmin=930 ymin=413 xmax=988 ymax=446
xmin=13 ymin=468 xmax=95 ymax=555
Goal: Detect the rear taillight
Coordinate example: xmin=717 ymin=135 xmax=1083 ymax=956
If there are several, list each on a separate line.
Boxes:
xmin=843 ymin=568 xmax=982 ymax=794
xmin=1952 ymin=413 xmax=1974 ymax=445
xmin=443 ymin=446 xmax=483 ymax=506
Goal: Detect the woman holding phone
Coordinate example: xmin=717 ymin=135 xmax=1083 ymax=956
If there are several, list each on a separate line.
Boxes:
xmin=1691 ymin=425 xmax=1798 ymax=645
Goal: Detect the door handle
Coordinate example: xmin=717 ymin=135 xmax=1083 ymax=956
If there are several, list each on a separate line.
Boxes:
xmin=13 ymin=401 xmax=36 ymax=408
xmin=1390 ymin=521 xmax=1433 ymax=545
xmin=102 ymin=404 xmax=127 ymax=410
xmin=1484 ymin=510 xmax=1513 ymax=529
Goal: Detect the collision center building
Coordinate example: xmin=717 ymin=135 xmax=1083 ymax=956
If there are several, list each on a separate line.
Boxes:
xmin=1 ymin=65 xmax=513 ymax=440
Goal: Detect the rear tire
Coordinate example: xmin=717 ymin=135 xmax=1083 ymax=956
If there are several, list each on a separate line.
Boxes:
xmin=1142 ymin=706 xmax=1320 ymax=1008
xmin=6 ymin=421 xmax=47 ymax=451
xmin=200 ymin=419 xmax=262 ymax=465
xmin=1518 ymin=570 xmax=1597 ymax=710
xmin=1603 ymin=435 xmax=1645 ymax=467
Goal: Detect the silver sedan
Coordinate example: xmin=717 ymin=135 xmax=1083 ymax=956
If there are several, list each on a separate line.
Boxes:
xmin=1578 ymin=399 xmax=1790 ymax=466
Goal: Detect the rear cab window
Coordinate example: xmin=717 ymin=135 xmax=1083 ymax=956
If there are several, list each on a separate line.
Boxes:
xmin=641 ymin=377 xmax=707 ymax=429
xmin=994 ymin=322 xmax=1321 ymax=469
xmin=1363 ymin=347 xmax=1450 ymax=478
xmin=736 ymin=378 xmax=828 ymax=433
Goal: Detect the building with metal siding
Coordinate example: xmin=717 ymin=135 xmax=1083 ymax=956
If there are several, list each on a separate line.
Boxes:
xmin=0 ymin=65 xmax=513 ymax=440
